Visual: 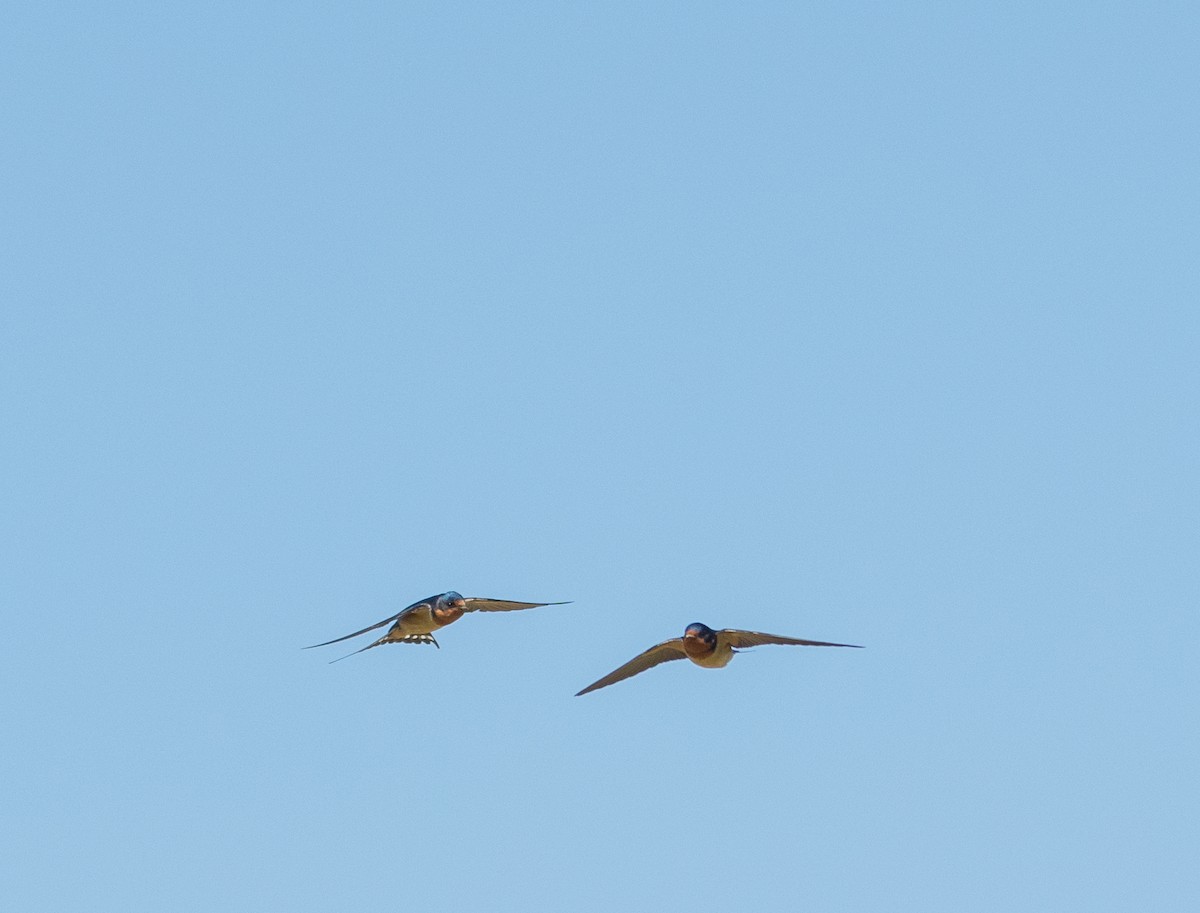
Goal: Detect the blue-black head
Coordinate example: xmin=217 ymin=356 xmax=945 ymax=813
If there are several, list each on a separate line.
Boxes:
xmin=440 ymin=591 xmax=468 ymax=610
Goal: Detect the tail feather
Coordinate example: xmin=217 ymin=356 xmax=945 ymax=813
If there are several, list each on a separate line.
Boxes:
xmin=401 ymin=633 xmax=439 ymax=648
xmin=328 ymin=632 xmax=438 ymax=663
xmin=329 ymin=637 xmax=386 ymax=664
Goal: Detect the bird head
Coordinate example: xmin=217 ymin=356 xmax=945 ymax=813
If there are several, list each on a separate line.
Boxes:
xmin=683 ymin=622 xmax=717 ymax=647
xmin=429 ymin=591 xmax=469 ymax=626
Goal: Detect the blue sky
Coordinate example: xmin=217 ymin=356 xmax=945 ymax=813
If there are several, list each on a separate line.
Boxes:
xmin=2 ymin=3 xmax=1197 ymax=911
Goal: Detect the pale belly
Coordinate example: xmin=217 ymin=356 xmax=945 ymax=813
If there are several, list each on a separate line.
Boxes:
xmin=384 ymin=606 xmax=440 ymax=640
xmin=689 ymin=643 xmax=734 ymax=668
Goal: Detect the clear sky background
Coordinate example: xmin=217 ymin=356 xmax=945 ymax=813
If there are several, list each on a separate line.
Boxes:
xmin=2 ymin=3 xmax=1197 ymax=911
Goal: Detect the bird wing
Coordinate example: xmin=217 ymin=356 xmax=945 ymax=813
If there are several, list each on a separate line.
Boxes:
xmin=720 ymin=629 xmax=863 ymax=649
xmin=303 ymin=599 xmax=432 ymax=649
xmin=463 ymin=598 xmax=571 ymax=613
xmin=575 ymin=638 xmax=688 ymax=696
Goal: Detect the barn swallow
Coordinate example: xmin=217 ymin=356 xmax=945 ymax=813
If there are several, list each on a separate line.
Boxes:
xmin=575 ymin=622 xmax=862 ymax=695
xmin=304 ymin=591 xmax=569 ymax=662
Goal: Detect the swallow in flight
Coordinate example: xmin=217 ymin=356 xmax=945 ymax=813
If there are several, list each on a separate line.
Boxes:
xmin=305 ymin=591 xmax=569 ymax=662
xmin=575 ymin=621 xmax=861 ymax=695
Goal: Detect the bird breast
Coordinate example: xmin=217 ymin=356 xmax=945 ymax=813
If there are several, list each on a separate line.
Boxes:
xmin=688 ymin=642 xmax=735 ymax=668
xmin=682 ymin=635 xmax=715 ymax=660
xmin=430 ymin=604 xmax=465 ymax=628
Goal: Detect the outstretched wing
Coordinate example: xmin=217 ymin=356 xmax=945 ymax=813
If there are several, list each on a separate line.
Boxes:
xmin=721 ymin=629 xmax=863 ymax=649
xmin=463 ymin=598 xmax=571 ymax=613
xmin=303 ymin=599 xmax=433 ymax=649
xmin=575 ymin=638 xmax=688 ymax=696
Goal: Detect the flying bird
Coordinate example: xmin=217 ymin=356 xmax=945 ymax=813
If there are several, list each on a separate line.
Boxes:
xmin=305 ymin=591 xmax=568 ymax=662
xmin=575 ymin=622 xmax=862 ymax=696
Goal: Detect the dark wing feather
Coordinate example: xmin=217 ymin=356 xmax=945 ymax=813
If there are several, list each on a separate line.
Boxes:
xmin=721 ymin=629 xmax=863 ymax=649
xmin=463 ymin=598 xmax=571 ymax=613
xmin=575 ymin=638 xmax=688 ymax=696
xmin=303 ymin=599 xmax=432 ymax=649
